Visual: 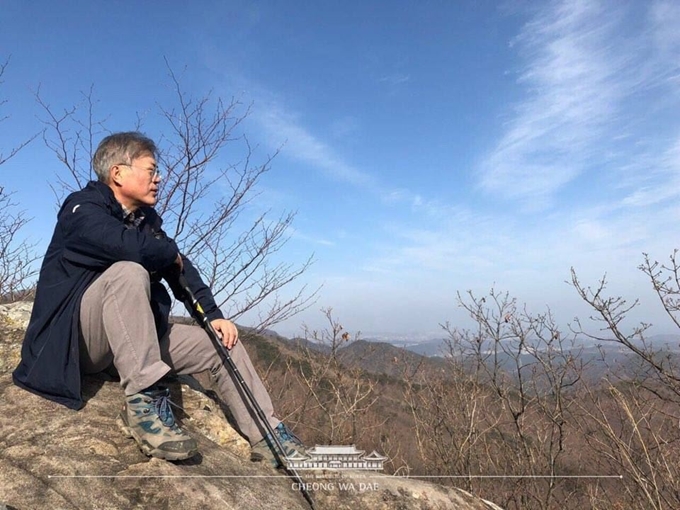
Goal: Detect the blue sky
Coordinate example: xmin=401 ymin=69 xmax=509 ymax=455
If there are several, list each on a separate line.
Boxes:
xmin=1 ymin=0 xmax=680 ymax=339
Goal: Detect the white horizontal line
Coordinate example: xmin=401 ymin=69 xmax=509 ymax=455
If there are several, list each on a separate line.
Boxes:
xmin=48 ymin=475 xmax=289 ymax=479
xmin=48 ymin=474 xmax=623 ymax=479
xmin=400 ymin=475 xmax=624 ymax=479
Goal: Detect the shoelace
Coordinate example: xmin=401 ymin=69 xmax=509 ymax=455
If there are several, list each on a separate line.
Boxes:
xmin=275 ymin=423 xmax=304 ymax=447
xmin=152 ymin=393 xmax=176 ymax=427
xmin=147 ymin=390 xmax=186 ymax=429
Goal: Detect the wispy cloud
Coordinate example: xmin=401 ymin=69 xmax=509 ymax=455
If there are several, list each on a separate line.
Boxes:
xmin=480 ymin=0 xmax=679 ymax=207
xmin=362 ymin=208 xmax=509 ymax=278
xmin=620 ymin=134 xmax=680 ymax=207
xmin=252 ymin=103 xmax=376 ymax=189
xmin=252 ymin=99 xmax=468 ymax=224
xmin=288 ymin=226 xmax=335 ymax=247
xmin=379 ymin=73 xmax=411 ymax=86
xmin=649 ymin=1 xmax=680 ymax=55
xmin=379 ymin=188 xmax=471 ymax=222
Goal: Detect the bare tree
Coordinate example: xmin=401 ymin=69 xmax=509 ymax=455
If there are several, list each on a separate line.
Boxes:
xmin=403 ymin=341 xmax=500 ymax=492
xmin=571 ymin=254 xmax=680 ymax=508
xmin=407 ymin=289 xmax=585 ymax=509
xmin=0 ymin=188 xmax=37 ymax=302
xmin=572 ymin=378 xmax=680 ymax=510
xmin=261 ymin=308 xmax=383 ymax=446
xmin=36 ymin=63 xmax=317 ymax=330
xmin=289 ymin=308 xmax=379 ymax=444
xmin=0 ymin=57 xmax=38 ymax=301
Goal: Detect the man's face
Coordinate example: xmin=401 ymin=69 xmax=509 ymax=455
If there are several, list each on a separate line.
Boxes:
xmin=110 ymin=153 xmax=161 ymax=210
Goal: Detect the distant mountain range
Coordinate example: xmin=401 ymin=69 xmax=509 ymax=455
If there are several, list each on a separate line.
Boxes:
xmin=379 ymin=334 xmax=680 ymax=357
xmin=336 ymin=339 xmax=448 ymax=380
xmin=269 ymin=331 xmax=680 ymax=382
xmin=383 ymin=338 xmax=450 ymax=357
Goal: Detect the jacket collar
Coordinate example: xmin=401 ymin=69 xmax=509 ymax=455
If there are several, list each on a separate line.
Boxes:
xmin=85 ymin=180 xmax=159 ymax=228
xmin=87 ymin=180 xmax=124 ymax=220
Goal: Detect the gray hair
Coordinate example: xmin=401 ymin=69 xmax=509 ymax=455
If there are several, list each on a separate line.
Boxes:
xmin=92 ymin=132 xmax=157 ymax=183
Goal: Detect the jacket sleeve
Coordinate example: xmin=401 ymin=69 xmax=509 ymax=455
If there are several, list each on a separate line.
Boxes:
xmin=59 ymin=195 xmax=179 ymax=272
xmin=181 ymin=255 xmax=225 ymax=322
xmin=163 ymin=254 xmax=225 ymax=322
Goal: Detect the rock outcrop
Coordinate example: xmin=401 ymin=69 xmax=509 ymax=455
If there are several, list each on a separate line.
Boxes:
xmin=0 ymin=302 xmax=28 ymax=376
xmin=0 ymin=302 xmax=502 ymax=510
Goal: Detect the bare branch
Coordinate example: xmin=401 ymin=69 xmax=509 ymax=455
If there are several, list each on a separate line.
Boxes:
xmin=0 ymin=56 xmax=39 ymax=300
xmin=35 ymin=84 xmax=108 ymax=203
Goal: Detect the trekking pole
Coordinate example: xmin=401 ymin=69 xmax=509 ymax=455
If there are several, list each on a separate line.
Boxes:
xmin=173 ymin=274 xmax=316 ymax=510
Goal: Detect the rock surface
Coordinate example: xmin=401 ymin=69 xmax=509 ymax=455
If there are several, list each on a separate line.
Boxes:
xmin=0 ymin=302 xmax=502 ymax=510
xmin=0 ymin=302 xmax=27 ymax=376
xmin=0 ymin=302 xmax=32 ymax=330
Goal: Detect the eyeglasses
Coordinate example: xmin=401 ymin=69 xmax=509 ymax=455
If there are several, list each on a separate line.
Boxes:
xmin=115 ymin=163 xmax=162 ymax=180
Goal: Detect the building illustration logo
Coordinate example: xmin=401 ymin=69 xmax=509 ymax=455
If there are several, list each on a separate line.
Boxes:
xmin=285 ymin=445 xmax=387 ymax=471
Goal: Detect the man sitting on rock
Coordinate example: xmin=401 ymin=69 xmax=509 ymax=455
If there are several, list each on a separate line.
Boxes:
xmin=13 ymin=131 xmax=304 ymax=466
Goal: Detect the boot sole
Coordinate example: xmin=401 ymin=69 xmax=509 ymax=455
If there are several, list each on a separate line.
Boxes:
xmin=116 ymin=415 xmax=198 ymax=461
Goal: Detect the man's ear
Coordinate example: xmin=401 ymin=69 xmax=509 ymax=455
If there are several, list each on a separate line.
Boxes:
xmin=109 ymin=165 xmax=123 ymax=186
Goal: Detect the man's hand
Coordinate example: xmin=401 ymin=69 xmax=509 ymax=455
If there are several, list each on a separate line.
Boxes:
xmin=211 ymin=319 xmax=239 ymax=349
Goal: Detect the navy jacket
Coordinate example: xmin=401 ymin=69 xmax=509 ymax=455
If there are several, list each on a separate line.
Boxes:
xmin=12 ymin=180 xmax=224 ymax=409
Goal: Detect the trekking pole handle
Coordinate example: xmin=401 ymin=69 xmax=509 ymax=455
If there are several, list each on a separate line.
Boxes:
xmin=177 ymin=274 xmax=221 ymax=336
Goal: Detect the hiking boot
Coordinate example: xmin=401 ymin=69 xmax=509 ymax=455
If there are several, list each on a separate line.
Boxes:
xmin=251 ymin=422 xmax=306 ymax=468
xmin=117 ymin=386 xmax=198 ymax=461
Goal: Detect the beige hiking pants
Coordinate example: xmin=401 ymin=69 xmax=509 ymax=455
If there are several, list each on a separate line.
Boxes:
xmin=79 ymin=261 xmax=279 ymax=444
